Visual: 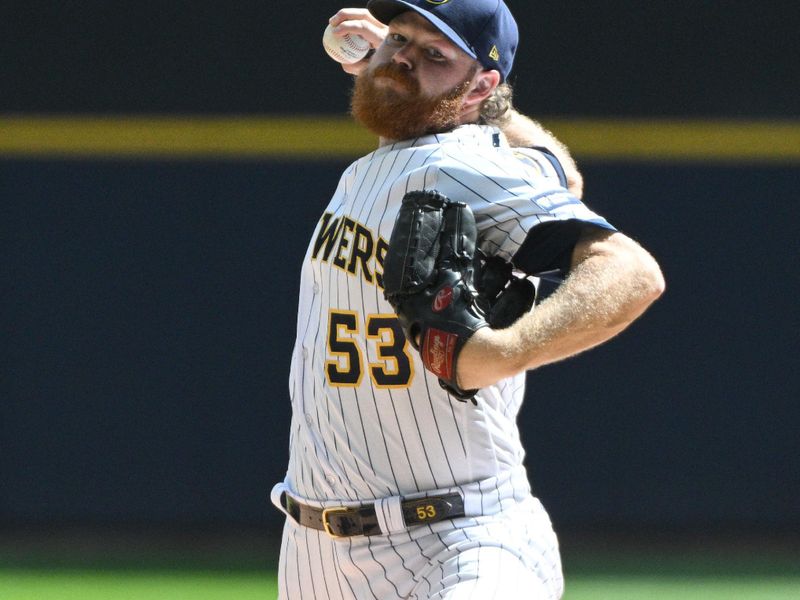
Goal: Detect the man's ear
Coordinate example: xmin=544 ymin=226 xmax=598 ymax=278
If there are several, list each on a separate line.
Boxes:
xmin=464 ymin=70 xmax=501 ymax=109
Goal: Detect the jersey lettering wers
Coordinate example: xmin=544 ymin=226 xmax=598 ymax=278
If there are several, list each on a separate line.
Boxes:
xmin=285 ymin=125 xmax=612 ymax=504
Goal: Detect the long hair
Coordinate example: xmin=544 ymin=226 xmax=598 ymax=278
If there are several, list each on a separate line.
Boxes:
xmin=479 ymin=82 xmax=514 ymax=127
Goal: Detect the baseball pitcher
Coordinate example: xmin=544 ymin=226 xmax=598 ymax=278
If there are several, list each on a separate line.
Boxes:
xmin=272 ymin=1 xmax=665 ymax=598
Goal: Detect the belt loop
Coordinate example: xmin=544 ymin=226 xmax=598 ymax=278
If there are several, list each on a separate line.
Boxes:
xmin=374 ymin=496 xmax=406 ymax=534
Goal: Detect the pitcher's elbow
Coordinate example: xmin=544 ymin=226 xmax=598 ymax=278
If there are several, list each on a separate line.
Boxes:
xmin=640 ymin=253 xmax=666 ymax=304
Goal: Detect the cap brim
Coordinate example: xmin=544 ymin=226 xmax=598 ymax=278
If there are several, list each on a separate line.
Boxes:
xmin=367 ymin=0 xmax=477 ymax=60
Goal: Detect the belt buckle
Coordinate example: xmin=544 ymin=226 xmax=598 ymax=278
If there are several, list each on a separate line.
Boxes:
xmin=321 ymin=506 xmax=350 ymax=538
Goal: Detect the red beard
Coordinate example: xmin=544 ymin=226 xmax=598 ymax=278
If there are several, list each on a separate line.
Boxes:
xmin=350 ymin=63 xmax=475 ymax=141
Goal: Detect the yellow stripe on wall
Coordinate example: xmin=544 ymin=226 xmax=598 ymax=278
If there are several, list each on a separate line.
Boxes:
xmin=0 ymin=116 xmax=377 ymax=159
xmin=543 ymin=118 xmax=800 ymax=163
xmin=1 ymin=115 xmax=799 ymax=162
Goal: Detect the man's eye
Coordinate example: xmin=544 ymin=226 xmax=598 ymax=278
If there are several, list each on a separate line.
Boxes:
xmin=389 ymin=33 xmax=406 ymax=43
xmin=426 ymin=48 xmax=445 ymax=60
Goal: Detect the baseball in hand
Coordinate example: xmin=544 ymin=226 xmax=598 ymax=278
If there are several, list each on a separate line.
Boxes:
xmin=323 ymin=23 xmax=371 ymax=64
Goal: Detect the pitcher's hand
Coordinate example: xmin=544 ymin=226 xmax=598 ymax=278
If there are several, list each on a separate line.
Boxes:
xmin=328 ymin=8 xmax=388 ymax=76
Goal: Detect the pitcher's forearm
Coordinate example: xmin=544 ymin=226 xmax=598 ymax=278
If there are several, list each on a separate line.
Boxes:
xmin=457 ymin=232 xmax=665 ymax=389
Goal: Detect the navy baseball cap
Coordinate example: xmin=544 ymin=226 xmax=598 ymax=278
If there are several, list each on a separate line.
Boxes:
xmin=367 ymin=0 xmax=518 ymax=82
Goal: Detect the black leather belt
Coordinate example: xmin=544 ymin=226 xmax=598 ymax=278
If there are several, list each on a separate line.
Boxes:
xmin=282 ymin=492 xmax=465 ymax=538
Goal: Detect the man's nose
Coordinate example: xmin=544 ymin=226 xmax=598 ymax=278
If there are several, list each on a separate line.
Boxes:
xmin=391 ymin=45 xmax=414 ymax=70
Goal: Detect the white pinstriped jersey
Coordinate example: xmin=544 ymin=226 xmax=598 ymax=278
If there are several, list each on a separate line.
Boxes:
xmin=284 ymin=124 xmax=612 ymax=506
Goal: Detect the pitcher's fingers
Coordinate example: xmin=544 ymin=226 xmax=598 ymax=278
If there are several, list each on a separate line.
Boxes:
xmin=330 ymin=18 xmax=387 ymax=49
xmin=328 ymin=8 xmax=382 ymax=28
xmin=329 ymin=10 xmax=388 ymax=46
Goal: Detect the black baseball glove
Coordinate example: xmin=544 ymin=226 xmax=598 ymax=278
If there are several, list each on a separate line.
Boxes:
xmin=383 ymin=190 xmax=535 ymax=401
xmin=475 ymin=254 xmax=536 ymax=330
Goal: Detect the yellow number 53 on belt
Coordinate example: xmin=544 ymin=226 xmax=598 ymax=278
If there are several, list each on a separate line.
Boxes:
xmin=415 ymin=504 xmax=437 ymax=520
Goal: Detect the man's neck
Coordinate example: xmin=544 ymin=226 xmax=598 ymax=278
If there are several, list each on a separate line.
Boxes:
xmin=377 ymin=115 xmax=482 ymax=147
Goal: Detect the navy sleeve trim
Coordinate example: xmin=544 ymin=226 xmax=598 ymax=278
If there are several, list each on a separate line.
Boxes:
xmin=531 ymin=146 xmax=568 ymax=188
xmin=512 ymin=219 xmax=613 ymax=279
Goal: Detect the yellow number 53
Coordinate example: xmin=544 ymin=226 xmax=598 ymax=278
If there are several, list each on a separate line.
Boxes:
xmin=326 ymin=310 xmax=414 ymax=388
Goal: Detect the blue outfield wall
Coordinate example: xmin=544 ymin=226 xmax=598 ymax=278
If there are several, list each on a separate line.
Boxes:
xmin=2 ymin=158 xmax=799 ymax=533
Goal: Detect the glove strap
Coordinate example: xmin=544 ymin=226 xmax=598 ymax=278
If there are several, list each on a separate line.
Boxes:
xmin=419 ymin=325 xmax=481 ymax=402
xmin=420 ymin=327 xmax=458 ymax=383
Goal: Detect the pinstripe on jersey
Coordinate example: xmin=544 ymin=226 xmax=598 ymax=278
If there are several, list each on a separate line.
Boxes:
xmin=284 ymin=124 xmax=611 ymax=503
xmin=278 ymin=495 xmax=564 ymax=600
xmin=276 ymin=124 xmax=611 ymax=599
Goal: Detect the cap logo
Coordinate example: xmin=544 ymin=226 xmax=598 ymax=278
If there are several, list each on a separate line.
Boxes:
xmin=425 ymin=0 xmax=452 ymax=5
xmin=488 ymin=45 xmax=500 ymax=61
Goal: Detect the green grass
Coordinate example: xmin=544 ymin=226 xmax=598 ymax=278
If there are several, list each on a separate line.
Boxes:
xmin=564 ymin=575 xmax=800 ymax=600
xmin=0 ymin=569 xmax=278 ymax=600
xmin=1 ymin=537 xmax=798 ymax=600
xmin=1 ymin=569 xmax=799 ymax=600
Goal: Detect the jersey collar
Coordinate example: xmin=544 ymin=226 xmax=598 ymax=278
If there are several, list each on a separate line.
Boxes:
xmin=373 ymin=124 xmax=506 ymax=156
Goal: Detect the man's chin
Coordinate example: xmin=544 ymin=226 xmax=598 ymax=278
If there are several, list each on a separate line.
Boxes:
xmin=351 ymin=70 xmax=468 ymax=141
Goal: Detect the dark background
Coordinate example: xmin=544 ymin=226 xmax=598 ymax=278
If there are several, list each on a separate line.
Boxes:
xmin=2 ymin=1 xmax=799 ymax=543
xmin=1 ymin=0 xmax=797 ymax=117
